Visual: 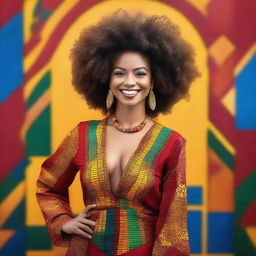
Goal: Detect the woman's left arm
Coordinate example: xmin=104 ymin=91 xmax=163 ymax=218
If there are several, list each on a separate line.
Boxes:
xmin=152 ymin=136 xmax=190 ymax=256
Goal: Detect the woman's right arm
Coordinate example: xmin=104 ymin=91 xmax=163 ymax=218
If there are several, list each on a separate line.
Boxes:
xmin=36 ymin=123 xmax=80 ymax=246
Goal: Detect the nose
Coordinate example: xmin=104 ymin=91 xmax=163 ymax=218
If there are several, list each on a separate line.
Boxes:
xmin=123 ymin=73 xmax=136 ymax=86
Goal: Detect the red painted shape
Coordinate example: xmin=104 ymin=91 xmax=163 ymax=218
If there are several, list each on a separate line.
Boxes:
xmin=0 ymin=86 xmax=26 ymax=182
xmin=24 ymin=0 xmax=101 ymax=83
xmin=0 ymin=0 xmax=22 ymax=27
xmin=235 ymin=135 xmax=256 ymax=188
xmin=240 ymin=200 xmax=256 ymax=226
xmin=162 ymin=0 xmax=218 ymax=46
xmin=209 ymin=55 xmax=236 ymax=98
xmin=24 ymin=22 xmax=45 ymax=55
xmin=208 ymin=0 xmax=236 ymax=35
xmin=209 ymin=89 xmax=236 ymax=144
xmin=42 ymin=0 xmax=62 ymax=10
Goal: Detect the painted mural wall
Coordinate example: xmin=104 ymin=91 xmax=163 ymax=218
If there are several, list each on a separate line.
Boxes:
xmin=0 ymin=0 xmax=255 ymax=255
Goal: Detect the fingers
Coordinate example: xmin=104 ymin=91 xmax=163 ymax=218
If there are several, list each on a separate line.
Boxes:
xmin=72 ymin=204 xmax=97 ymax=239
xmin=74 ymin=227 xmax=92 ymax=239
xmin=82 ymin=204 xmax=97 ymax=215
xmin=79 ymin=218 xmax=96 ymax=228
xmin=78 ymin=222 xmax=94 ymax=234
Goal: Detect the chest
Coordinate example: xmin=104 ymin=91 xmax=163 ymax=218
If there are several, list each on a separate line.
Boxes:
xmin=105 ymin=127 xmax=149 ymax=176
xmin=83 ymin=119 xmax=172 ymax=201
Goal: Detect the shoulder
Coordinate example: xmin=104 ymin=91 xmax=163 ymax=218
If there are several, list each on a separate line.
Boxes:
xmin=78 ymin=119 xmax=103 ymax=125
xmin=75 ymin=119 xmax=102 ymax=129
xmin=73 ymin=119 xmax=105 ymax=137
xmin=158 ymin=122 xmax=186 ymax=145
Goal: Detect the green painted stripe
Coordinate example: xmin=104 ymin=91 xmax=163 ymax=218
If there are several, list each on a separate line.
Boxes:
xmin=33 ymin=1 xmax=41 ymax=17
xmin=127 ymin=208 xmax=142 ymax=250
xmin=144 ymin=127 xmax=172 ymax=164
xmin=26 ymin=226 xmax=52 ymax=250
xmin=0 ymin=159 xmax=27 ymax=203
xmin=88 ymin=120 xmax=100 ymax=161
xmin=26 ymin=105 xmax=51 ymax=156
xmin=26 ymin=71 xmax=51 ymax=108
xmin=42 ymin=11 xmax=52 ymax=20
xmin=234 ymin=173 xmax=256 ymax=255
xmin=208 ymin=130 xmax=234 ymax=170
xmin=234 ymin=225 xmax=256 ymax=256
xmin=235 ymin=170 xmax=256 ymax=220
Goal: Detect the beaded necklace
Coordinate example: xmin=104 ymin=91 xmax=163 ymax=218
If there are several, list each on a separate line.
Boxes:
xmin=111 ymin=114 xmax=148 ymax=133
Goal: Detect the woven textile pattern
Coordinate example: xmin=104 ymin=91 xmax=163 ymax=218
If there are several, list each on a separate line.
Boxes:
xmin=36 ymin=118 xmax=190 ymax=255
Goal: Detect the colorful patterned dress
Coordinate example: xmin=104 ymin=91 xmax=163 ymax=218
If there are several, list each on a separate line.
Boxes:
xmin=36 ymin=117 xmax=190 ymax=256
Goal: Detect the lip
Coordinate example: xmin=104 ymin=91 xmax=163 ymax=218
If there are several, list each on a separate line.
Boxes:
xmin=119 ymin=88 xmax=141 ymax=91
xmin=119 ymin=89 xmax=141 ymax=98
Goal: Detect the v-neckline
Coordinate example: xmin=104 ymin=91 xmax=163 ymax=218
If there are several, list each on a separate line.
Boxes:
xmin=101 ymin=117 xmax=157 ymax=199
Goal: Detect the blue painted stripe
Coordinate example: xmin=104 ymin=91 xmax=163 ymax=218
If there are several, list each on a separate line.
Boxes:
xmin=188 ymin=210 xmax=202 ymax=253
xmin=0 ymin=230 xmax=25 ymax=256
xmin=207 ymin=212 xmax=234 ymax=253
xmin=188 ymin=186 xmax=203 ymax=205
xmin=0 ymin=13 xmax=23 ymax=103
xmin=236 ymin=54 xmax=256 ymax=129
xmin=104 ymin=209 xmax=116 ymax=256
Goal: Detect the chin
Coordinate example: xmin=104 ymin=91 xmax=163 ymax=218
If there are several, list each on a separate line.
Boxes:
xmin=117 ymin=99 xmax=146 ymax=108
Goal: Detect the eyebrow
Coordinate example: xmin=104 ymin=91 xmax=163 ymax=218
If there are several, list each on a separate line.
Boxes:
xmin=113 ymin=66 xmax=149 ymax=72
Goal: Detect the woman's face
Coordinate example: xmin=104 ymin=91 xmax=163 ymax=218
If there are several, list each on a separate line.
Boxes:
xmin=109 ymin=51 xmax=152 ymax=108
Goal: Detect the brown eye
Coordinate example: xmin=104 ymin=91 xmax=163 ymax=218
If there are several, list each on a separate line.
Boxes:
xmin=114 ymin=71 xmax=124 ymax=76
xmin=136 ymin=72 xmax=147 ymax=77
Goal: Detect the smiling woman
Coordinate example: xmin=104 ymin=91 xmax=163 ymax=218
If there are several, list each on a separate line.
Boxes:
xmin=109 ymin=51 xmax=152 ymax=108
xmin=36 ymin=8 xmax=201 ymax=256
xmin=69 ymin=9 xmax=201 ymax=118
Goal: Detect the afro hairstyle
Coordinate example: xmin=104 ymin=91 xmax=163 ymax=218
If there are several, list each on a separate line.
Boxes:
xmin=70 ymin=9 xmax=201 ymax=118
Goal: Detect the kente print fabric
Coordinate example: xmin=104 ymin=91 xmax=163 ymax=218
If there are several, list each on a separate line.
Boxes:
xmin=36 ymin=117 xmax=190 ymax=256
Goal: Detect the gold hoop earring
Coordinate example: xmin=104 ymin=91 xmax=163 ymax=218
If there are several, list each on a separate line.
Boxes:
xmin=106 ymin=89 xmax=114 ymax=109
xmin=148 ymin=87 xmax=156 ymax=111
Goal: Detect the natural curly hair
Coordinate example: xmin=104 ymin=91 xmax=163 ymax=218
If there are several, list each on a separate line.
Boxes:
xmin=70 ymin=9 xmax=201 ymax=118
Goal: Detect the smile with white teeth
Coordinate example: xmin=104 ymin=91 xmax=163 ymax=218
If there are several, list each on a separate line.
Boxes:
xmin=119 ymin=89 xmax=141 ymax=97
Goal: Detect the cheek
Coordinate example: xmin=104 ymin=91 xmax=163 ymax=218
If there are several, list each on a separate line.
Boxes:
xmin=109 ymin=76 xmax=122 ymax=88
xmin=141 ymin=80 xmax=151 ymax=91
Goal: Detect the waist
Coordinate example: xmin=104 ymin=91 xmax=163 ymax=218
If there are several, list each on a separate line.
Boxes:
xmin=91 ymin=207 xmax=156 ymax=255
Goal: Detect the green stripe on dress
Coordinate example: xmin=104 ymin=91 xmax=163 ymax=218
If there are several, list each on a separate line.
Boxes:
xmin=88 ymin=120 xmax=100 ymax=161
xmin=104 ymin=209 xmax=116 ymax=256
xmin=92 ymin=231 xmax=105 ymax=251
xmin=117 ymin=198 xmax=129 ymax=209
xmin=127 ymin=208 xmax=142 ymax=250
xmin=144 ymin=127 xmax=172 ymax=164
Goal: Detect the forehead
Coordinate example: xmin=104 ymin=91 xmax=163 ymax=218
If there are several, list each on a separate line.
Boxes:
xmin=113 ymin=51 xmax=150 ymax=69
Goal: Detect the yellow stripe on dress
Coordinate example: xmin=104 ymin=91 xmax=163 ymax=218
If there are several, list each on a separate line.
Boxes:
xmin=117 ymin=209 xmax=129 ymax=254
xmin=127 ymin=125 xmax=162 ymax=199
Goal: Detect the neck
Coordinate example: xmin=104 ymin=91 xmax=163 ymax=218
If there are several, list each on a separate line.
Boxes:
xmin=112 ymin=102 xmax=148 ymax=128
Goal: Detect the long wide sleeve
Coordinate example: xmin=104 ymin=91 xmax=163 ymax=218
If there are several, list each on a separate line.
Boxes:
xmin=152 ymin=136 xmax=190 ymax=256
xmin=36 ymin=124 xmax=79 ymax=247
